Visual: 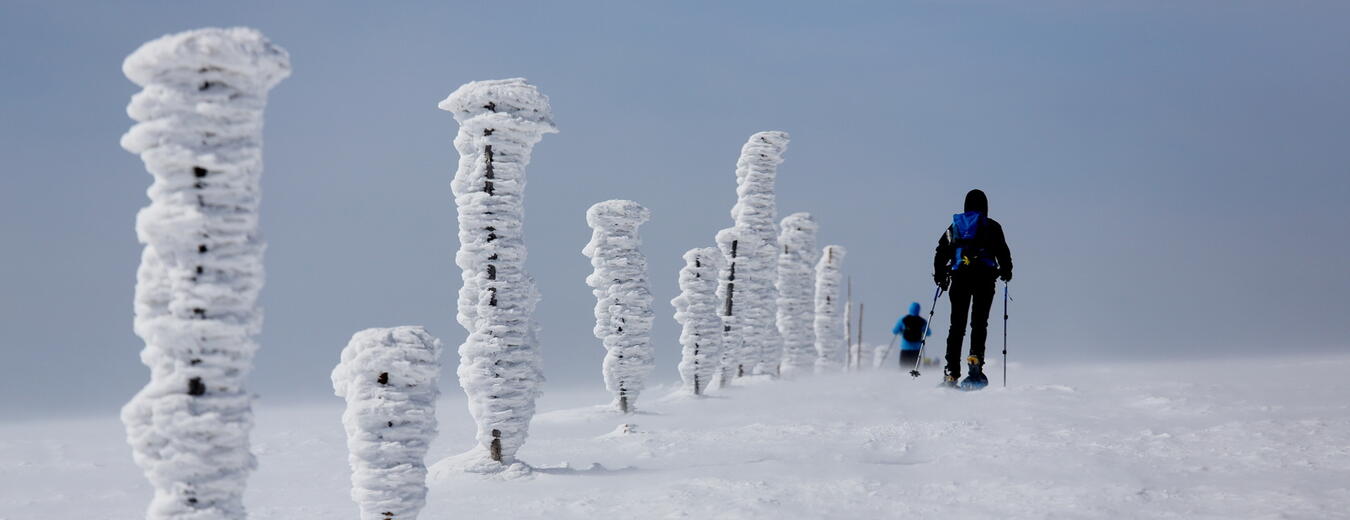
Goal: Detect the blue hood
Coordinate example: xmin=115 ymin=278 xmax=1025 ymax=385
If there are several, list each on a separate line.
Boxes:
xmin=908 ymin=302 xmax=921 ymax=316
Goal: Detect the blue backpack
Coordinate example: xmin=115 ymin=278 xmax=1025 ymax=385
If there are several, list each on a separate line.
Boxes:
xmin=950 ymin=211 xmax=996 ymax=271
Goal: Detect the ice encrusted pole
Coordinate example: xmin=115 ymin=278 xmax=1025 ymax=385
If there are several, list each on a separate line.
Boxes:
xmin=814 ymin=245 xmax=847 ymax=373
xmin=119 ymin=27 xmax=288 ymax=520
xmin=332 ymin=327 xmax=441 ymax=520
xmin=439 ymin=79 xmax=556 ymax=466
xmin=673 ymin=247 xmax=723 ymax=396
xmin=776 ymin=213 xmax=819 ymax=378
xmin=729 ymin=131 xmax=789 ymax=376
xmin=583 ymin=200 xmax=655 ymax=413
xmin=715 ymin=227 xmax=746 ymax=381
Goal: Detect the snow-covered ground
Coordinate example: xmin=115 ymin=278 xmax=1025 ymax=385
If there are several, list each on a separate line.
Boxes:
xmin=3 ymin=354 xmax=1348 ymax=519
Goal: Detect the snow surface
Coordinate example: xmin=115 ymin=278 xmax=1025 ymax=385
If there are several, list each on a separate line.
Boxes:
xmin=331 ymin=327 xmax=442 ymax=520
xmin=5 ymin=355 xmax=1348 ymax=519
xmin=776 ymin=212 xmax=819 ymax=378
xmin=439 ymin=78 xmax=555 ymax=466
xmin=120 ymin=26 xmax=289 ymax=520
xmin=583 ymin=200 xmax=656 ymax=412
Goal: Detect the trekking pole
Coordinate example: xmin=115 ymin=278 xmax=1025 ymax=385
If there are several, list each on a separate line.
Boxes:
xmin=1002 ymin=282 xmax=1010 ymax=388
xmin=879 ymin=333 xmax=899 ymax=367
xmin=910 ymin=286 xmax=944 ymax=378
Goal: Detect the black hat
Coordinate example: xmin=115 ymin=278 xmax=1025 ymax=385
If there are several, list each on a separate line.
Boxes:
xmin=964 ymin=189 xmax=988 ymax=215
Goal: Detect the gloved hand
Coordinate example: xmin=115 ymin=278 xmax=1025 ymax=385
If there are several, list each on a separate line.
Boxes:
xmin=934 ymin=272 xmax=950 ymax=291
xmin=999 ymin=269 xmax=1012 ymax=283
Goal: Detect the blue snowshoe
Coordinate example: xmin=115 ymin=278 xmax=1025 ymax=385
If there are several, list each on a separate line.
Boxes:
xmin=958 ymin=356 xmax=989 ymax=391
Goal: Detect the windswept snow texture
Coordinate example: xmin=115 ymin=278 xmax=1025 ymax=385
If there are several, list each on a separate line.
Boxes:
xmin=729 ymin=131 xmax=790 ymax=376
xmin=119 ymin=27 xmax=289 ymax=520
xmin=715 ymin=227 xmax=747 ymax=381
xmin=439 ymin=78 xmax=556 ymax=464
xmin=10 ymin=356 xmax=1350 ymax=518
xmin=673 ymin=247 xmax=724 ymax=395
xmin=583 ymin=200 xmax=655 ymax=412
xmin=776 ymin=212 xmax=819 ymax=378
xmin=814 ymin=245 xmax=847 ymax=373
xmin=331 ymin=327 xmax=442 ymax=520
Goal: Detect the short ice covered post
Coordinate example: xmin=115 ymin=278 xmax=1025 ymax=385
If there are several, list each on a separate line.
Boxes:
xmin=583 ymin=200 xmax=656 ymax=413
xmin=332 ymin=327 xmax=442 ymax=520
xmin=439 ymin=79 xmax=556 ymax=465
xmin=119 ymin=27 xmax=289 ymax=520
xmin=814 ymin=245 xmax=848 ymax=373
xmin=776 ymin=213 xmax=819 ymax=378
xmin=673 ymin=247 xmax=724 ymax=396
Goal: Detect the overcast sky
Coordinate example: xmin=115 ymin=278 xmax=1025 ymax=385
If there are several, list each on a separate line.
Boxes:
xmin=2 ymin=0 xmax=1348 ymax=418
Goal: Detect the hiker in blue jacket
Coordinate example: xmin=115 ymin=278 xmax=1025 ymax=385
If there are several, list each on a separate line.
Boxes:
xmin=893 ymin=302 xmax=931 ymax=370
xmin=933 ymin=189 xmax=1013 ymax=389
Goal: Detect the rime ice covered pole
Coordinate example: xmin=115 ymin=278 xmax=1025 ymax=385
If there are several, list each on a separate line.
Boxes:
xmin=583 ymin=200 xmax=655 ymax=413
xmin=814 ymin=245 xmax=847 ymax=373
xmin=729 ymin=131 xmax=790 ymax=376
xmin=439 ymin=78 xmax=556 ymax=466
xmin=715 ymin=227 xmax=746 ymax=381
xmin=673 ymin=247 xmax=724 ymax=395
xmin=119 ymin=27 xmax=288 ymax=520
xmin=332 ymin=327 xmax=441 ymax=520
xmin=775 ymin=213 xmax=819 ymax=378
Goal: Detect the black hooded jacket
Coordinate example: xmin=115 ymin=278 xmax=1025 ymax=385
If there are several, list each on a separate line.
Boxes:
xmin=934 ymin=189 xmax=1013 ymax=278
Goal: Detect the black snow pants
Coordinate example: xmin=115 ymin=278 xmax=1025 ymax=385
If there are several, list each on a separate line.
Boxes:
xmin=945 ymin=270 xmax=997 ymax=379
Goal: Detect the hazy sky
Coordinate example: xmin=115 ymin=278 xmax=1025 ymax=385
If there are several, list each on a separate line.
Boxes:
xmin=2 ymin=1 xmax=1348 ymax=418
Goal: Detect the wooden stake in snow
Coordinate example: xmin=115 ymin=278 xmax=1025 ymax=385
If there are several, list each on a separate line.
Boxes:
xmin=583 ymin=200 xmax=655 ymax=413
xmin=814 ymin=245 xmax=848 ymax=373
xmin=438 ymin=78 xmax=556 ymax=465
xmin=332 ymin=327 xmax=441 ymax=520
xmin=120 ymin=27 xmax=289 ymax=520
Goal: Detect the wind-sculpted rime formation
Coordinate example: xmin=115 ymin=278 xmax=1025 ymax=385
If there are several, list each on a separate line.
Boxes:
xmin=814 ymin=245 xmax=848 ymax=373
xmin=583 ymin=200 xmax=655 ymax=413
xmin=332 ymin=327 xmax=441 ymax=520
xmin=776 ymin=213 xmax=819 ymax=378
xmin=438 ymin=78 xmax=556 ymax=465
xmin=729 ymin=131 xmax=790 ymax=376
xmin=715 ymin=227 xmax=747 ymax=381
xmin=673 ymin=247 xmax=724 ymax=396
xmin=119 ymin=27 xmax=289 ymax=520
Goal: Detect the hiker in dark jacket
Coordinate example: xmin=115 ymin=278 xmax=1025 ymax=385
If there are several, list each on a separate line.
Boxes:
xmin=933 ymin=189 xmax=1012 ymax=388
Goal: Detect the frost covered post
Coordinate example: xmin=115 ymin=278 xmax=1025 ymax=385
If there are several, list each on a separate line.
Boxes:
xmin=332 ymin=327 xmax=441 ymax=520
xmin=673 ymin=247 xmax=724 ymax=395
xmin=814 ymin=245 xmax=847 ymax=373
xmin=439 ymin=79 xmax=556 ymax=466
xmin=119 ymin=27 xmax=288 ymax=519
xmin=583 ymin=200 xmax=655 ymax=413
xmin=715 ymin=227 xmax=746 ymax=381
xmin=775 ymin=213 xmax=818 ymax=378
xmin=729 ymin=131 xmax=790 ymax=376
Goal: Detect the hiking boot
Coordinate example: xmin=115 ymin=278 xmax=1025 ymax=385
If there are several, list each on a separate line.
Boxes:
xmin=938 ymin=373 xmax=959 ymax=388
xmin=959 ymin=356 xmax=989 ymax=390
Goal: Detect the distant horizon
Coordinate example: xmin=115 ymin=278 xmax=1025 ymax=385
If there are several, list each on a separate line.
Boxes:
xmin=3 ymin=1 xmax=1348 ymax=419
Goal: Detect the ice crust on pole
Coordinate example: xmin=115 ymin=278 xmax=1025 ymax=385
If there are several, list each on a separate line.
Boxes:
xmin=776 ymin=212 xmax=819 ymax=378
xmin=728 ymin=131 xmax=789 ymax=376
xmin=332 ymin=327 xmax=441 ymax=520
xmin=715 ymin=227 xmax=747 ymax=381
xmin=583 ymin=200 xmax=655 ymax=412
xmin=119 ymin=27 xmax=288 ymax=520
xmin=673 ymin=247 xmax=724 ymax=395
xmin=814 ymin=245 xmax=848 ymax=373
xmin=437 ymin=78 xmax=556 ymax=467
